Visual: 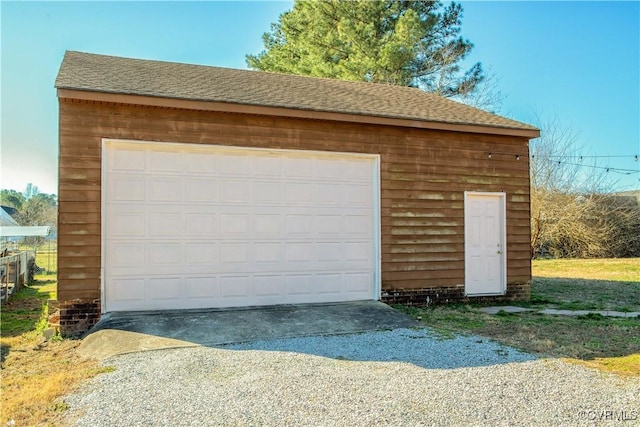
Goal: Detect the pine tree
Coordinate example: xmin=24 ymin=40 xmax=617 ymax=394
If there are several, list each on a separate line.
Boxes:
xmin=247 ymin=0 xmax=483 ymax=97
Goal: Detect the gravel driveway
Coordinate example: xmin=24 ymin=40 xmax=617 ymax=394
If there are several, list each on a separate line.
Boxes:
xmin=64 ymin=328 xmax=639 ymax=426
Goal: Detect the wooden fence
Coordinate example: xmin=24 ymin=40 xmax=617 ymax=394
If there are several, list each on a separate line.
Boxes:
xmin=1 ymin=251 xmax=34 ymax=303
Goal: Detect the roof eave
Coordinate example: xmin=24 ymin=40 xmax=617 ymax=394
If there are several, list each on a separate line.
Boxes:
xmin=56 ymin=88 xmax=541 ymax=139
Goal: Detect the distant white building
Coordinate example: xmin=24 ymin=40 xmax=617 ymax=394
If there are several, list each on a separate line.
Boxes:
xmin=24 ymin=183 xmax=39 ymax=199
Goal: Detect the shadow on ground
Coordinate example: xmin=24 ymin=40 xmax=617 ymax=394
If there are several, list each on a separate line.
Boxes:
xmin=79 ymin=301 xmax=536 ymax=369
xmin=531 ymin=277 xmax=640 ymax=312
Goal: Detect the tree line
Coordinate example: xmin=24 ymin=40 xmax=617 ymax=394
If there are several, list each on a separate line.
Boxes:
xmin=248 ymin=0 xmax=639 ymax=259
xmin=529 ymin=118 xmax=640 ymax=258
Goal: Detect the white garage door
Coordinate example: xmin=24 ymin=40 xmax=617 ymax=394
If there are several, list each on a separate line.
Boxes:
xmin=102 ymin=140 xmax=380 ymax=312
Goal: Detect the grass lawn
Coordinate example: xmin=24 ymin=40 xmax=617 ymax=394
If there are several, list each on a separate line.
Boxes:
xmin=1 ymin=274 xmax=107 ymax=427
xmin=397 ymin=258 xmax=640 ymax=377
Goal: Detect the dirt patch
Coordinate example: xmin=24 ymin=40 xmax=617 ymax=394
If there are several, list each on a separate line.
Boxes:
xmin=1 ymin=339 xmax=106 ymax=426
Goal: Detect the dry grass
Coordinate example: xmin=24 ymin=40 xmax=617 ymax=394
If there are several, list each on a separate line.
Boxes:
xmin=397 ymin=258 xmax=640 ymax=377
xmin=533 ymin=257 xmax=640 ymax=281
xmin=573 ymin=354 xmax=640 ymax=378
xmin=1 ymin=340 xmax=108 ymax=426
xmin=1 ymin=276 xmax=106 ymax=426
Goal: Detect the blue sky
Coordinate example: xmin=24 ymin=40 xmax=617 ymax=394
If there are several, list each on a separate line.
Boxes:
xmin=1 ymin=1 xmax=639 ymax=195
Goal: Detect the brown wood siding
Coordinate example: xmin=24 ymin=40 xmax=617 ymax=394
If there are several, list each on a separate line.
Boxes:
xmin=58 ymin=99 xmax=532 ymax=302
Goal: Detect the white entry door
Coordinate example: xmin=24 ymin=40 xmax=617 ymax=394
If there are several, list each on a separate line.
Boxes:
xmin=464 ymin=192 xmax=506 ymax=296
xmin=102 ymin=139 xmax=380 ymax=312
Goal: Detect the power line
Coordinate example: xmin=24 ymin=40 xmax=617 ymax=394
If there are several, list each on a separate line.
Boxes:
xmin=529 ymin=153 xmax=639 ymax=177
xmin=555 ymin=162 xmax=638 ymax=175
xmin=539 ymin=154 xmax=639 ymax=160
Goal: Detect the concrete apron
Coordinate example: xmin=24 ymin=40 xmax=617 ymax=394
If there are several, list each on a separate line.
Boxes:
xmin=78 ymin=300 xmax=420 ymax=360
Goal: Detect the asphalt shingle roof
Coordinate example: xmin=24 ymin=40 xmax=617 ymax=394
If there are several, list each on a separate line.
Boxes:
xmin=56 ymin=51 xmax=538 ymax=133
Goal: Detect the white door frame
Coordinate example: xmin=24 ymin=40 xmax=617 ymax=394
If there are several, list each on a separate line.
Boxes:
xmin=101 ymin=138 xmax=381 ymax=313
xmin=464 ymin=191 xmax=506 ymax=296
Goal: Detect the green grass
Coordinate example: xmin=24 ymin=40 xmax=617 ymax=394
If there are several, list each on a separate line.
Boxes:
xmin=396 ymin=258 xmax=640 ymax=377
xmin=531 ymin=277 xmax=640 ymax=312
xmin=1 ymin=274 xmax=105 ymax=427
xmin=1 ymin=276 xmax=56 ymax=338
xmin=530 ymin=258 xmax=640 ymax=312
xmin=533 ymin=258 xmax=640 ymax=282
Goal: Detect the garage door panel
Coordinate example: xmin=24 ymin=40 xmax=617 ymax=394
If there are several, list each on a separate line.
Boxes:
xmin=220 ymin=276 xmax=251 ymax=298
xmin=316 ymin=242 xmax=342 ymax=261
xmin=185 ymin=277 xmax=218 ymax=299
xmin=109 ymin=175 xmax=146 ymax=201
xmin=110 ymin=213 xmax=146 ymax=237
xmin=252 ymin=156 xmax=282 ymax=176
xmin=218 ymin=154 xmax=253 ymax=175
xmin=347 ymin=185 xmax=373 ymax=207
xmin=150 ymin=277 xmax=183 ymax=300
xmin=254 ymin=243 xmax=281 ymax=263
xmin=285 ymin=274 xmax=314 ymax=295
xmin=220 ymin=243 xmax=249 ymax=264
xmin=221 ymin=180 xmax=251 ymax=203
xmin=253 ymin=181 xmax=282 ymax=204
xmin=345 ymin=161 xmax=372 ymax=180
xmin=285 ymin=182 xmax=314 ymax=204
xmin=185 ymin=243 xmax=219 ymax=268
xmin=285 ymin=215 xmax=312 ymax=234
xmin=185 ymin=214 xmax=217 ymax=236
xmin=185 ymin=179 xmax=218 ymax=202
xmin=149 ymin=243 xmax=183 ymax=268
xmin=345 ymin=272 xmax=373 ymax=293
xmin=220 ymin=214 xmax=250 ymax=236
xmin=110 ymin=147 xmax=145 ymax=172
xmin=284 ymin=157 xmax=317 ymax=178
xmin=315 ymin=183 xmax=344 ymax=204
xmin=150 ymin=178 xmax=182 ymax=202
xmin=185 ymin=151 xmax=219 ymax=174
xmin=254 ymin=214 xmax=283 ymax=235
xmin=104 ymin=141 xmax=378 ymax=312
xmin=149 ymin=213 xmax=184 ymax=236
xmin=346 ymin=215 xmax=372 ymax=235
xmin=111 ymin=278 xmax=146 ymax=303
xmin=316 ymin=158 xmax=346 ymax=179
xmin=254 ymin=275 xmax=284 ymax=297
xmin=316 ymin=215 xmax=342 ymax=234
xmin=285 ymin=242 xmax=312 ymax=262
xmin=315 ymin=274 xmax=343 ymax=294
xmin=108 ymin=242 xmax=145 ymax=275
xmin=148 ymin=150 xmax=183 ymax=173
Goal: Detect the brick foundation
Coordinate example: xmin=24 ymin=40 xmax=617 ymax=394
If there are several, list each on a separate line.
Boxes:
xmin=381 ymin=282 xmax=530 ymax=306
xmin=55 ymin=283 xmax=529 ymax=335
xmin=59 ymin=299 xmax=101 ymax=337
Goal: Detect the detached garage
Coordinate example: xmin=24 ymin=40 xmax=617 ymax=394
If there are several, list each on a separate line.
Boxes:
xmin=55 ymin=51 xmax=539 ymax=336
